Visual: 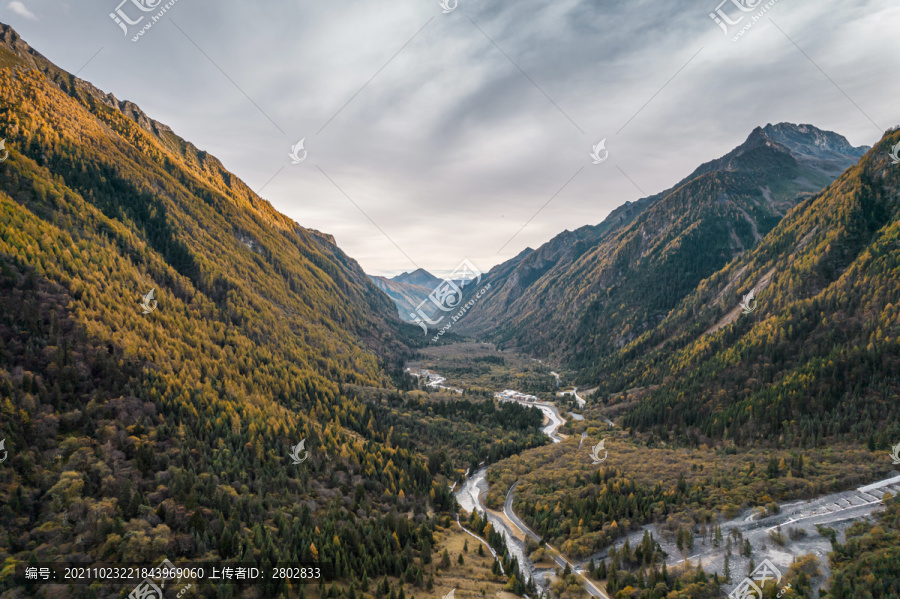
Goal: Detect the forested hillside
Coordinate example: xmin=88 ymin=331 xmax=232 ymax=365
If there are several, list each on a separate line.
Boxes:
xmin=456 ymin=124 xmax=868 ymax=375
xmin=824 ymin=495 xmax=900 ymax=598
xmin=0 ymin=23 xmax=526 ymax=598
xmin=597 ymin=129 xmax=900 ymax=447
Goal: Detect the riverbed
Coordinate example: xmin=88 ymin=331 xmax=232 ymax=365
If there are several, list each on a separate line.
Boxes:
xmin=455 ymin=389 xmax=568 ymax=593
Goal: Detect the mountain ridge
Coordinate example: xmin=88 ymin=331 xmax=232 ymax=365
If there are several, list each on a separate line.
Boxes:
xmin=608 ymin=127 xmax=900 ymax=443
xmin=454 ymin=122 xmax=870 ymax=369
xmin=391 ymin=268 xmax=443 ymax=289
xmin=369 ymin=275 xmax=435 ymax=322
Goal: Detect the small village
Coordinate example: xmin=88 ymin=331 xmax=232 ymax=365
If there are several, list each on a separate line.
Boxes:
xmin=495 ymin=389 xmax=539 ymax=403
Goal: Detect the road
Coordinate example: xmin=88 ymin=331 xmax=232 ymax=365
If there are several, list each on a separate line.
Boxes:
xmin=456 ymin=469 xmax=535 ymax=587
xmin=504 ymin=482 xmax=539 ymax=541
xmin=557 ymin=387 xmax=616 ymax=427
xmin=504 ymin=483 xmax=609 ymax=598
xmin=535 ymin=402 xmax=565 ymax=443
xmin=500 ymin=395 xmax=566 ymax=443
xmin=557 ymin=387 xmax=587 ymax=410
xmin=573 ymin=474 xmax=900 ymax=592
xmin=455 ymin=373 xmax=608 ymax=596
xmin=455 ymin=514 xmax=505 ymax=575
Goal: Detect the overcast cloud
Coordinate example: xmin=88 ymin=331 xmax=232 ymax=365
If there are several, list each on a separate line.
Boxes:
xmin=2 ymin=0 xmax=898 ymax=276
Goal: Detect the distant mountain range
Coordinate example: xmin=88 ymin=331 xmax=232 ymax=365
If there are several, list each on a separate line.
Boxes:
xmin=452 ymin=122 xmax=900 ymax=444
xmin=391 ymin=268 xmax=443 ymax=289
xmin=454 ymin=123 xmax=869 ymax=363
xmin=369 ymin=275 xmax=434 ymax=321
xmin=371 ymin=268 xmax=481 ymax=324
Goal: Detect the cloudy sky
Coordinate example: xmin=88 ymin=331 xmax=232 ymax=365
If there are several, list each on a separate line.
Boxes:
xmin=3 ymin=0 xmax=899 ymax=276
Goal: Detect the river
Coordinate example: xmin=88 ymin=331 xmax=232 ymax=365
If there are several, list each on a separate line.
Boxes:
xmin=452 ymin=371 xmax=897 ymax=599
xmin=456 ymin=391 xmax=568 ymax=593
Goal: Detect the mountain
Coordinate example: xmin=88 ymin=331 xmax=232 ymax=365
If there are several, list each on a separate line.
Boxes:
xmin=391 ymin=268 xmax=442 ymax=289
xmin=600 ymin=127 xmax=900 ymax=445
xmin=379 ymin=267 xmax=485 ymax=325
xmin=455 ymin=124 xmax=870 ymax=374
xmin=369 ymin=274 xmax=434 ymax=321
xmin=0 ymin=23 xmax=494 ymax=594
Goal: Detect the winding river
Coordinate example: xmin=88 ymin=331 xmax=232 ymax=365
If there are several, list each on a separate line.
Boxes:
xmin=448 ymin=369 xmax=900 ymax=599
xmin=455 ymin=392 xmax=567 ymax=593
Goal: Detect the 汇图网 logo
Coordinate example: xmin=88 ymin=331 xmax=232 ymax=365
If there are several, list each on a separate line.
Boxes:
xmin=589 ymin=439 xmax=607 ymax=464
xmin=709 ymin=0 xmax=782 ymax=42
xmin=740 ymin=287 xmax=758 ymax=315
xmin=140 ymin=289 xmax=158 ymax=314
xmin=289 ymin=139 xmax=308 ymax=164
xmin=290 ymin=439 xmax=309 ymax=464
xmin=409 ymin=259 xmax=482 ymax=335
xmin=590 ymin=139 xmax=609 ymax=164
xmin=709 ymin=0 xmax=762 ymax=35
xmin=110 ymin=0 xmax=181 ymax=42
xmin=889 ymin=142 xmax=900 ymax=165
xmin=439 ymin=0 xmax=458 ymax=14
xmin=110 ymin=0 xmax=163 ymax=35
xmin=729 ymin=558 xmax=790 ymax=599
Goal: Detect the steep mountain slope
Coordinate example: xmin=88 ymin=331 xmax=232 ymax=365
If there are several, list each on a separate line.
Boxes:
xmin=456 ymin=124 xmax=869 ymax=373
xmin=0 ymin=23 xmax=485 ymax=597
xmin=599 ymin=129 xmax=900 ymax=445
xmin=369 ymin=275 xmax=433 ymax=321
xmin=0 ymin=23 xmax=407 ymax=372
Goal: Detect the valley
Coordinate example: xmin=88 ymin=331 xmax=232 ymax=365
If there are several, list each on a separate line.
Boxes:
xmin=1 ymin=15 xmax=899 ymax=599
xmin=414 ymin=342 xmax=898 ymax=599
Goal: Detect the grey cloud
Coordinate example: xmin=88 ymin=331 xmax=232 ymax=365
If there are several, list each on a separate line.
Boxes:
xmin=4 ymin=0 xmax=898 ymax=274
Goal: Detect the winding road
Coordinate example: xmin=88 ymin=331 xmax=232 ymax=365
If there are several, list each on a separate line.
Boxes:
xmin=458 ymin=383 xmax=609 ymax=599
xmin=504 ymin=483 xmax=608 ymax=598
xmin=452 ymin=371 xmax=897 ymax=598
